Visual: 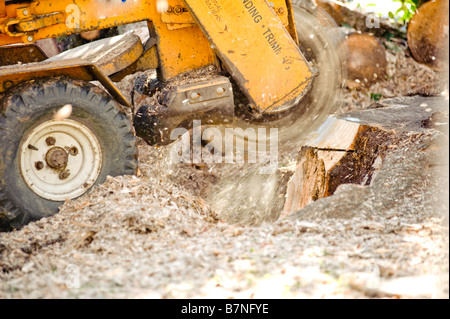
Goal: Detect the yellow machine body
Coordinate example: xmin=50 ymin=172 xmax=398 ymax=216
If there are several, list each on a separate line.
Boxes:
xmin=183 ymin=0 xmax=313 ymax=112
xmin=0 ymin=0 xmax=313 ymax=113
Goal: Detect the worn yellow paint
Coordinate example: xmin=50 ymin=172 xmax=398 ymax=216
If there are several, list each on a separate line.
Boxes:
xmin=0 ymin=58 xmax=131 ymax=107
xmin=285 ymin=0 xmax=299 ymax=44
xmin=47 ymin=33 xmax=144 ymax=76
xmin=271 ymin=0 xmax=290 ymax=27
xmin=0 ymin=43 xmax=47 ymax=66
xmin=161 ymin=0 xmax=196 ymax=26
xmin=110 ymin=42 xmax=160 ymax=82
xmin=148 ymin=20 xmax=217 ymax=80
xmin=0 ymin=0 xmax=306 ymax=105
xmin=0 ymin=0 xmax=217 ymax=80
xmin=183 ymin=0 xmax=313 ymax=113
xmin=16 ymin=12 xmax=66 ymax=33
xmin=0 ymin=1 xmax=5 ymax=18
xmin=0 ymin=59 xmax=93 ymax=93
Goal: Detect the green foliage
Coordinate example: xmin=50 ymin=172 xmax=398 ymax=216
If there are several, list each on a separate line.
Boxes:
xmin=370 ymin=93 xmax=383 ymax=101
xmin=389 ymin=0 xmax=420 ymax=24
xmin=348 ymin=0 xmax=421 ymax=25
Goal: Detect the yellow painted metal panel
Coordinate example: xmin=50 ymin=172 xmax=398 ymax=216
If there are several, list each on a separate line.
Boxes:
xmin=161 ymin=0 xmax=196 ymax=25
xmin=0 ymin=1 xmax=6 ymax=18
xmin=149 ymin=19 xmax=217 ymax=80
xmin=270 ymin=0 xmax=289 ymax=26
xmin=182 ymin=0 xmax=313 ymax=113
xmin=0 ymin=59 xmax=94 ymax=93
xmin=0 ymin=58 xmax=131 ymax=107
xmin=47 ymin=33 xmax=144 ymax=76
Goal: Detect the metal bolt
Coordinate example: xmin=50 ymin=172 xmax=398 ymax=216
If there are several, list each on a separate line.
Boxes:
xmin=3 ymin=81 xmax=14 ymax=90
xmin=35 ymin=161 xmax=44 ymax=170
xmin=69 ymin=146 xmax=79 ymax=156
xmin=173 ymin=5 xmax=183 ymax=14
xmin=45 ymin=136 xmax=56 ymax=146
xmin=190 ymin=92 xmax=200 ymax=100
xmin=22 ymin=9 xmax=29 ymax=16
xmin=166 ymin=6 xmax=173 ymax=14
xmin=277 ymin=7 xmax=285 ymax=14
xmin=216 ymin=87 xmax=225 ymax=95
xmin=59 ymin=170 xmax=70 ymax=180
xmin=28 ymin=144 xmax=39 ymax=151
xmin=27 ymin=36 xmax=33 ymax=42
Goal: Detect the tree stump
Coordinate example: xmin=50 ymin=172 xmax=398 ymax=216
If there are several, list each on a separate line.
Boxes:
xmin=283 ymin=96 xmax=449 ymax=216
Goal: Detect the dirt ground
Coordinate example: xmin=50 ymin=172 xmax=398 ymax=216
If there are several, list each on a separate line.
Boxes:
xmin=0 ymin=31 xmax=449 ymax=299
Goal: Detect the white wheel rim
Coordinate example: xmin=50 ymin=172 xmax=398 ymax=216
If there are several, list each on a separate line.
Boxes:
xmin=20 ymin=119 xmax=102 ymax=201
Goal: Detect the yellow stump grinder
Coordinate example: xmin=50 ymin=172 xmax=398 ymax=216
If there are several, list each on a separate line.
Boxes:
xmin=0 ymin=0 xmax=346 ymax=229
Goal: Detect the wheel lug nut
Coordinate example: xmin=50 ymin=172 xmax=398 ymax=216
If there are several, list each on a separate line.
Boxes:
xmin=35 ymin=161 xmax=44 ymax=170
xmin=59 ymin=170 xmax=70 ymax=180
xmin=69 ymin=147 xmax=78 ymax=156
xmin=45 ymin=136 xmax=56 ymax=146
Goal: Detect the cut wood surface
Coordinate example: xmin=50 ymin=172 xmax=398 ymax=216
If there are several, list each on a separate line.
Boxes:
xmin=283 ymin=147 xmax=327 ymax=212
xmin=283 ymin=96 xmax=449 ymax=216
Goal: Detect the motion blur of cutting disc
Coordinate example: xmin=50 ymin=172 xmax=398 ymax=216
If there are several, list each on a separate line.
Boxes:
xmin=213 ymin=0 xmax=347 ymax=153
xmin=203 ymin=1 xmax=348 ymax=225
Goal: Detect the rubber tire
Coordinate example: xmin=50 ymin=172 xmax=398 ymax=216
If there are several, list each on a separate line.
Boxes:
xmin=0 ymin=78 xmax=138 ymax=231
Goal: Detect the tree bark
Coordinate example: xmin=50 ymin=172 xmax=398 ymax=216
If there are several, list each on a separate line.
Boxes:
xmin=282 ymin=96 xmax=449 ymax=216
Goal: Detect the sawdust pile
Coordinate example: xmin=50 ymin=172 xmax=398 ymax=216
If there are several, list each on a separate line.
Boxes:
xmin=0 ymin=128 xmax=447 ymax=298
xmin=0 ymin=32 xmax=448 ymax=299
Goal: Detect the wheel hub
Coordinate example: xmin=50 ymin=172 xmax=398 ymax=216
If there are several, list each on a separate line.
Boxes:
xmin=19 ymin=119 xmax=103 ymax=201
xmin=46 ymin=147 xmax=69 ymax=169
